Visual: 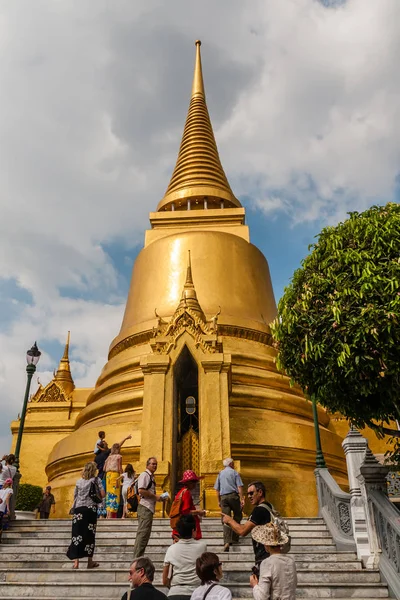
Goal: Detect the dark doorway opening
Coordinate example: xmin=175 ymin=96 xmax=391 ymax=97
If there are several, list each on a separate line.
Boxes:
xmin=172 ymin=346 xmax=200 ymax=497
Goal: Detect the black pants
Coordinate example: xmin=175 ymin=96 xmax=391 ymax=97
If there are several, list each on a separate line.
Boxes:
xmin=40 ymin=511 xmax=50 ymax=519
xmin=221 ymin=492 xmax=242 ymax=544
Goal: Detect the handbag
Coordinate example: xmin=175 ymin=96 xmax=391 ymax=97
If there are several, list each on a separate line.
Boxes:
xmin=169 ymin=488 xmax=186 ymax=529
xmin=89 ymin=479 xmax=102 ymax=504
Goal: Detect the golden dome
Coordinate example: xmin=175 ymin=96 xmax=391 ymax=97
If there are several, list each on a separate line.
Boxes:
xmin=110 ymin=230 xmax=277 ymax=354
xmin=157 ymin=40 xmax=240 ymax=211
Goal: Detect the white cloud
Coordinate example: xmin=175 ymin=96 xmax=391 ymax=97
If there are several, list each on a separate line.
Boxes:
xmin=1 ymin=0 xmax=400 ymax=449
xmin=220 ymin=0 xmax=400 ymax=222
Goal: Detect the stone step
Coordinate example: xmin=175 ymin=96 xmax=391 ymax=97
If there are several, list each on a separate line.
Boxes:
xmin=12 ymin=515 xmax=325 ymax=525
xmin=0 ymin=543 xmax=336 ymax=555
xmin=0 ymin=559 xmax=363 ymax=571
xmin=0 ymin=581 xmax=389 ymax=598
xmin=1 ymin=533 xmax=334 ymax=544
xmin=0 ymin=551 xmax=359 ymax=563
xmin=2 ymin=528 xmax=332 ymax=544
xmin=1 ymin=568 xmax=381 ymax=584
xmin=8 ymin=524 xmax=330 ymax=533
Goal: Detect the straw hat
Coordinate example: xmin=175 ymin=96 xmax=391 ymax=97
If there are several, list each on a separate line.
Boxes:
xmin=178 ymin=470 xmax=203 ymax=484
xmin=251 ymin=523 xmax=289 ymax=547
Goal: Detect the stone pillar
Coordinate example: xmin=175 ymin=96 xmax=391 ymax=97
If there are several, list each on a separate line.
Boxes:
xmin=200 ymin=353 xmax=232 ymax=512
xmin=139 ymin=354 xmax=171 ymax=506
xmin=358 ymin=447 xmax=390 ymax=568
xmin=342 ymin=428 xmax=371 ymax=566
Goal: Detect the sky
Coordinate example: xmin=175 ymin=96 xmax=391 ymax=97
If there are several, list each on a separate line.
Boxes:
xmin=1 ymin=0 xmax=400 ymax=451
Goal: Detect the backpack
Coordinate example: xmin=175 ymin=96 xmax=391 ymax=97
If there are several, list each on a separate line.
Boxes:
xmin=259 ymin=502 xmax=291 ymax=554
xmin=169 ymin=488 xmax=186 ymax=529
xmin=127 ymin=474 xmax=154 ymax=513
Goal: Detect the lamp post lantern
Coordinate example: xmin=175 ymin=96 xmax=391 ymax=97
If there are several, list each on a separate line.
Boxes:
xmin=312 ymin=396 xmax=327 ymax=469
xmin=14 ymin=342 xmax=41 ymax=471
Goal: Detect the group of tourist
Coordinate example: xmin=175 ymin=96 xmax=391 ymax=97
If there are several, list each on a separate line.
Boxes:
xmin=65 ymin=445 xmax=297 ymax=600
xmin=123 ymin=515 xmax=295 ymax=600
xmin=93 ymin=430 xmax=134 ymax=518
xmin=0 ymin=454 xmax=17 ymax=530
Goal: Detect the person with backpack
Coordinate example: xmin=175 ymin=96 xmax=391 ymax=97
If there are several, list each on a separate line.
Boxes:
xmin=170 ymin=470 xmax=206 ymax=541
xmin=250 ymin=523 xmax=296 ymax=600
xmin=132 ymin=457 xmax=166 ymax=559
xmin=222 ymin=481 xmax=273 ymax=566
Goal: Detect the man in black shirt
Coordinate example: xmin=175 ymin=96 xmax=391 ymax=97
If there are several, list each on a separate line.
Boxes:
xmin=121 ymin=557 xmax=166 ymax=600
xmin=222 ymin=480 xmax=271 ymax=565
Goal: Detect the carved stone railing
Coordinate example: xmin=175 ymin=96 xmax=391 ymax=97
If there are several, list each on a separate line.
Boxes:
xmin=356 ymin=449 xmax=400 ymax=599
xmin=315 ymin=468 xmax=356 ymax=551
xmin=387 ymin=470 xmax=400 ymax=503
xmin=368 ymin=488 xmax=400 ymax=598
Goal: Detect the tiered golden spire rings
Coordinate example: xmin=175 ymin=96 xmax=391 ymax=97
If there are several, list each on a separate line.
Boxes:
xmin=54 ymin=331 xmax=75 ymax=395
xmin=157 ymin=40 xmax=240 ymax=211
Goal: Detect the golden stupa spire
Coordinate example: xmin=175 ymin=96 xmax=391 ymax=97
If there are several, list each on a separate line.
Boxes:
xmin=177 ymin=251 xmax=206 ymax=320
xmin=54 ymin=331 xmax=75 ymax=395
xmin=157 ymin=40 xmax=241 ymax=211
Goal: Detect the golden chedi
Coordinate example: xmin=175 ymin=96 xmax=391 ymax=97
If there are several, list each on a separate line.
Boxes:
xmin=12 ymin=41 xmax=356 ymax=517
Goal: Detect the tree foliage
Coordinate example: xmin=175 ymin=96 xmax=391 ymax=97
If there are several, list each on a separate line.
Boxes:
xmin=15 ymin=483 xmax=43 ymax=512
xmin=271 ymin=203 xmax=400 ymax=456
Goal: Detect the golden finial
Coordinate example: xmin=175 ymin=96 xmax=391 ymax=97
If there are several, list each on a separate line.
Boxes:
xmin=62 ymin=330 xmax=70 ymax=360
xmin=192 ymin=40 xmax=205 ymax=98
xmin=186 ymin=250 xmax=193 ymax=285
xmin=157 ymin=41 xmax=240 ymax=211
xmin=54 ymin=331 xmax=75 ymax=395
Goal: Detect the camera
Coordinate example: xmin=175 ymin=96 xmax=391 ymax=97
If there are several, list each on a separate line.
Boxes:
xmin=251 ymin=566 xmax=260 ymax=579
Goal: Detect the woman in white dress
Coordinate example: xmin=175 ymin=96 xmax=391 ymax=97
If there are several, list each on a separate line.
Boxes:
xmin=191 ymin=552 xmax=232 ymax=600
xmin=117 ymin=463 xmax=135 ymax=518
xmin=250 ymin=523 xmax=297 ymax=600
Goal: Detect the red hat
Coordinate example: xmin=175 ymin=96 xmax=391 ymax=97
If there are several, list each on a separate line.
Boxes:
xmin=179 ymin=470 xmax=203 ymax=484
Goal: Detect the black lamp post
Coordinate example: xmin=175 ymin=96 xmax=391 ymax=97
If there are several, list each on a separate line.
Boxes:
xmin=14 ymin=342 xmax=41 ymax=471
xmin=312 ymin=396 xmax=327 ymax=469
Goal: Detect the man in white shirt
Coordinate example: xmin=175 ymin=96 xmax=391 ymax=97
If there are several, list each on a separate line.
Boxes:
xmin=163 ymin=515 xmax=207 ymax=598
xmin=132 ymin=457 xmax=164 ymax=559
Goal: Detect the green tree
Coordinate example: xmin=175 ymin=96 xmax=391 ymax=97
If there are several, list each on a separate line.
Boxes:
xmin=271 ymin=203 xmax=400 ymax=461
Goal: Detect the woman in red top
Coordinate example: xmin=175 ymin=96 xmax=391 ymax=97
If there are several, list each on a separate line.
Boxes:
xmin=172 ymin=470 xmax=206 ymax=541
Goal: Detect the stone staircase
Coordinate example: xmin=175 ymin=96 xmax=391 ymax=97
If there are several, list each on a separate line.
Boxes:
xmin=0 ymin=517 xmax=392 ymax=599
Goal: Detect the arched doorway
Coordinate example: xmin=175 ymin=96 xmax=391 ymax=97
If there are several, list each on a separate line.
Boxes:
xmin=172 ymin=346 xmax=200 ymax=496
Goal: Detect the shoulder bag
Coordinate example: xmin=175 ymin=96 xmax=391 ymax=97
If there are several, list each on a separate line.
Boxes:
xmin=89 ymin=478 xmax=102 ymax=504
xmin=259 ymin=502 xmax=291 ymax=554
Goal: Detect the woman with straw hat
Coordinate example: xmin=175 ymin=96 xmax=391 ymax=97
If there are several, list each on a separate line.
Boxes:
xmin=249 ymin=523 xmax=297 ymax=600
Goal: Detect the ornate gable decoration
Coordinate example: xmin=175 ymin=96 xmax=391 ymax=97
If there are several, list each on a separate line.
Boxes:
xmin=30 ymin=332 xmax=75 ymax=404
xmin=31 ymin=380 xmax=69 ymax=403
xmin=151 ymin=252 xmax=222 ymax=355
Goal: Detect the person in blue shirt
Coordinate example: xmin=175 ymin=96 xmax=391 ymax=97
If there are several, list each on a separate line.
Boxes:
xmin=214 ymin=458 xmax=244 ymax=552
